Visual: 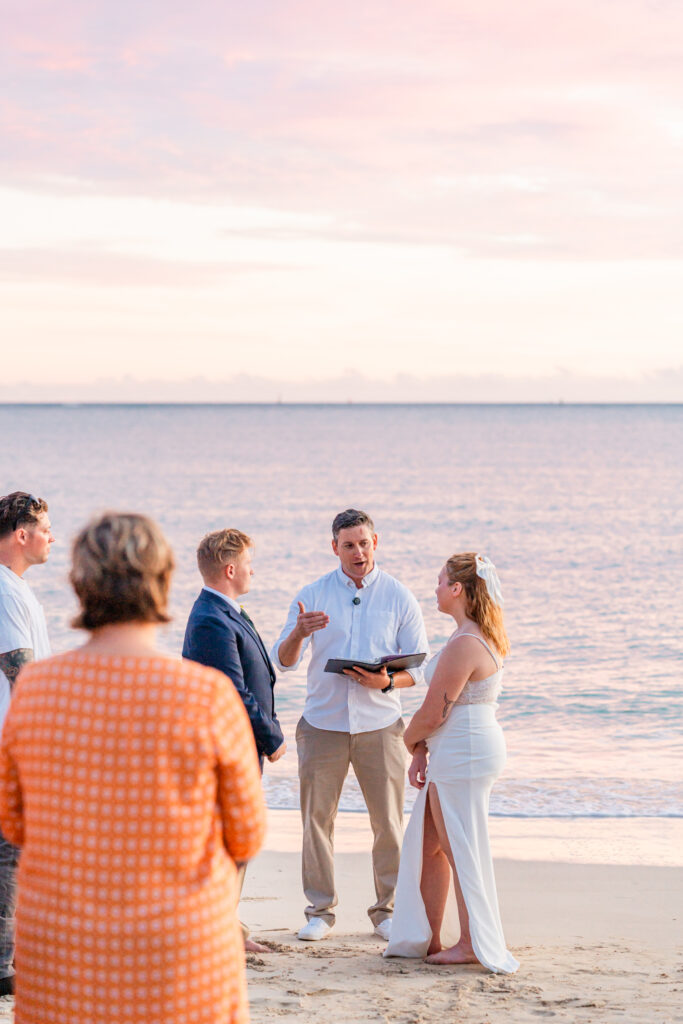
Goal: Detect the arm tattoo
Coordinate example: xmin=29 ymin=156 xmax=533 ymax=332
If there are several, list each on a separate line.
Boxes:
xmin=441 ymin=691 xmax=455 ymax=720
xmin=0 ymin=649 xmax=34 ymax=691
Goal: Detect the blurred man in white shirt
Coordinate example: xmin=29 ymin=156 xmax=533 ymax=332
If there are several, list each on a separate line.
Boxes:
xmin=0 ymin=492 xmax=54 ymax=994
xmin=272 ymin=509 xmax=428 ymax=942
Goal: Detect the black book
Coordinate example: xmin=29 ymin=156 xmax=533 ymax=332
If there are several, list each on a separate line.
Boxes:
xmin=324 ymin=652 xmax=427 ymax=675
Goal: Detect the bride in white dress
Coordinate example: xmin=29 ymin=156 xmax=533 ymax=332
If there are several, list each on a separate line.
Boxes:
xmin=384 ymin=553 xmax=518 ymax=973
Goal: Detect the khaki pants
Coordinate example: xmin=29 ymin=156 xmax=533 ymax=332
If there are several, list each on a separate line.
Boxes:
xmin=296 ymin=716 xmax=406 ymax=926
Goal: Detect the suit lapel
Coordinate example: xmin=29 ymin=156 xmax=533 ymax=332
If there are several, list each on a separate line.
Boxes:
xmin=225 ymin=602 xmax=276 ymax=682
xmin=199 ymin=590 xmax=275 ymax=682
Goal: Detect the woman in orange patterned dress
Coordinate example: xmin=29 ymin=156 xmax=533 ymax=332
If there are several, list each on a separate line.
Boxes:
xmin=0 ymin=512 xmax=266 ymax=1024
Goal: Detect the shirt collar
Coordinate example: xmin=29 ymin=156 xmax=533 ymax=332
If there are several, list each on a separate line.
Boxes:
xmin=202 ymin=585 xmax=241 ymax=614
xmin=336 ymin=563 xmax=380 ymax=590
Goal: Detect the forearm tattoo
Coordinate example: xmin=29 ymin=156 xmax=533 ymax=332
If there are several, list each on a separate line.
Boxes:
xmin=0 ymin=649 xmax=34 ymax=691
xmin=442 ymin=692 xmax=455 ymax=719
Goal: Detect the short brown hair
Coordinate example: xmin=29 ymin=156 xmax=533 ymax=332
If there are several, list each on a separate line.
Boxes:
xmin=331 ymin=509 xmax=374 ymax=541
xmin=0 ymin=492 xmax=48 ymax=540
xmin=445 ymin=552 xmax=510 ymax=658
xmin=197 ymin=528 xmax=251 ymax=582
xmin=70 ymin=513 xmax=175 ymax=631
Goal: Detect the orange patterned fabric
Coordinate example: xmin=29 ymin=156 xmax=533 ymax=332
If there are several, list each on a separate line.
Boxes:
xmin=0 ymin=650 xmax=267 ymax=1024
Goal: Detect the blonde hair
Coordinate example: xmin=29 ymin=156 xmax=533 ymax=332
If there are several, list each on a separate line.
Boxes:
xmin=197 ymin=528 xmax=251 ymax=582
xmin=70 ymin=513 xmax=174 ymax=630
xmin=445 ymin=552 xmax=510 ymax=657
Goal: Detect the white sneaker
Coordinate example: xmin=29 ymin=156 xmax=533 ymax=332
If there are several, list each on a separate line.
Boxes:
xmin=297 ymin=917 xmax=333 ymax=941
xmin=373 ymin=918 xmax=392 ymax=941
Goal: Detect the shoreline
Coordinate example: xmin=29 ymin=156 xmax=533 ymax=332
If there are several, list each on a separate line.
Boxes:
xmin=242 ymin=810 xmax=682 ymax=1023
xmin=260 ymin=807 xmax=683 ymax=866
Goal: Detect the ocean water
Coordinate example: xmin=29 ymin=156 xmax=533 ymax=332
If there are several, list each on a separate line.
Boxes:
xmin=2 ymin=403 xmax=681 ymax=819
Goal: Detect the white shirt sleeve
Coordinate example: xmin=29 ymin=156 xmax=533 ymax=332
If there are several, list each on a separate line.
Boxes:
xmin=0 ymin=592 xmax=33 ymax=655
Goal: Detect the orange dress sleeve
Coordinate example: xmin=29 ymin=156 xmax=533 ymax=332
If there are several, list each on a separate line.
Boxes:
xmin=0 ymin=696 xmax=25 ymax=847
xmin=210 ymin=669 xmax=267 ymax=863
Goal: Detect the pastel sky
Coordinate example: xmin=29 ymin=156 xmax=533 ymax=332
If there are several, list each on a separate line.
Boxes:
xmin=2 ymin=0 xmax=683 ymax=400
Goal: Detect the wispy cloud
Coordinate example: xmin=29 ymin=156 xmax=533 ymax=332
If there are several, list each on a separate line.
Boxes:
xmin=0 ymin=248 xmax=292 ymax=286
xmin=2 ymin=1 xmax=683 ymax=393
xmin=2 ymin=367 xmax=681 ymax=404
xmin=3 ymin=0 xmax=683 ymax=258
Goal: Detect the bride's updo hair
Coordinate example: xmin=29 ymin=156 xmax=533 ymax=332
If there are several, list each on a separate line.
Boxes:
xmin=70 ymin=512 xmax=175 ymax=631
xmin=445 ymin=553 xmax=510 ymax=657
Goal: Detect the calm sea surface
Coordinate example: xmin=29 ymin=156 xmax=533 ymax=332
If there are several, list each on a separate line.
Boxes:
xmin=2 ymin=404 xmax=681 ymax=819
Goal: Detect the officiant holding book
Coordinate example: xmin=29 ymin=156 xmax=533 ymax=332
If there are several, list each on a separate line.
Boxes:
xmin=271 ymin=509 xmax=428 ymax=942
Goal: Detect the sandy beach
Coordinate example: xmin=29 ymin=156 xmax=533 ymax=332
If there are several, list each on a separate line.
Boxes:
xmin=241 ymin=810 xmax=683 ymax=1024
xmin=0 ymin=810 xmax=680 ymax=1023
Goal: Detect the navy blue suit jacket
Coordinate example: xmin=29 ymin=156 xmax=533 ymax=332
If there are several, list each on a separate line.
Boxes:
xmin=182 ymin=589 xmax=284 ymax=758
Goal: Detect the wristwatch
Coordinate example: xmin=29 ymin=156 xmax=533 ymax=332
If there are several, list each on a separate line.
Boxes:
xmin=381 ymin=671 xmax=396 ymax=694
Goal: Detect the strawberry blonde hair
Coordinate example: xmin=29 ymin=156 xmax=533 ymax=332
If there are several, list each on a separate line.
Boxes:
xmin=445 ymin=552 xmax=510 ymax=657
xmin=196 ymin=528 xmax=251 ymax=582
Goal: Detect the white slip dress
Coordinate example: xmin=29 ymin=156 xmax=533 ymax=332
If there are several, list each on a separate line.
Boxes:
xmin=384 ymin=634 xmax=519 ymax=973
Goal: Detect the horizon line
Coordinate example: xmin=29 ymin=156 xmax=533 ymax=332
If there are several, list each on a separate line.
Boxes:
xmin=2 ymin=401 xmax=682 ymax=409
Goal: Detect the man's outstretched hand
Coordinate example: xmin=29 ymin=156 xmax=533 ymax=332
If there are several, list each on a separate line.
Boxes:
xmin=294 ymin=600 xmax=329 ymax=638
xmin=277 ymin=601 xmax=330 ymax=669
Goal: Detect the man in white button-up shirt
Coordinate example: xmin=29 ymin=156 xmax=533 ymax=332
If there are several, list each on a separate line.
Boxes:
xmin=271 ymin=509 xmax=428 ymax=942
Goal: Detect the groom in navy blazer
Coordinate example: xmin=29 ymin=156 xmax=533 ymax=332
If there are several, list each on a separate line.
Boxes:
xmin=183 ymin=527 xmax=285 ymax=950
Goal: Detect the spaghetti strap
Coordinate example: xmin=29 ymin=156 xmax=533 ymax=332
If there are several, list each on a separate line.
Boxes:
xmin=453 ymin=632 xmax=501 ymax=670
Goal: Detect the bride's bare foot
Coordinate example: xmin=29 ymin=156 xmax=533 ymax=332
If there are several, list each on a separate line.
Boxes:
xmin=424 ymin=941 xmax=479 ymax=966
xmin=245 ymin=938 xmax=271 ymax=953
xmin=426 ymin=938 xmax=442 ymax=956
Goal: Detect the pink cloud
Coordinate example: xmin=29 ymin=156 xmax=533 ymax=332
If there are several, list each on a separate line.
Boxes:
xmin=2 ymin=0 xmax=683 ymax=258
xmin=0 ymin=247 xmax=293 ymax=286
